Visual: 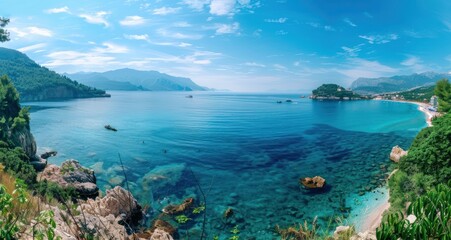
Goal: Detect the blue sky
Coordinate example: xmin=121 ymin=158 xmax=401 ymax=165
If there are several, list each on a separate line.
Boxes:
xmin=1 ymin=0 xmax=450 ymax=91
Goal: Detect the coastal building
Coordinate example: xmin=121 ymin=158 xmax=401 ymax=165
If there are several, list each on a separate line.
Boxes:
xmin=430 ymin=96 xmax=438 ymax=108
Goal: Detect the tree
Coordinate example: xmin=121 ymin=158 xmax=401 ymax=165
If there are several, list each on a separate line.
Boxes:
xmin=0 ymin=17 xmax=10 ymax=42
xmin=434 ymin=79 xmax=451 ymax=112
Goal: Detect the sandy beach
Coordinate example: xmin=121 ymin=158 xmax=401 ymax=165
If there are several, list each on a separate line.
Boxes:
xmin=374 ymin=99 xmax=439 ymax=127
xmin=355 ymin=100 xmax=438 ymax=233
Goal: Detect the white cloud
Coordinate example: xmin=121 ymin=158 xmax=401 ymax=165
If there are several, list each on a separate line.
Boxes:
xmin=178 ymin=42 xmax=192 ymax=47
xmin=444 ymin=21 xmax=451 ymax=32
xmin=338 ymin=58 xmax=397 ymax=80
xmin=340 ymin=44 xmax=364 ymax=57
xmin=182 ymin=0 xmax=210 ymax=11
xmin=157 ymin=28 xmax=203 ymax=39
xmin=359 ymin=34 xmax=398 ymax=44
xmin=152 ymin=7 xmax=181 ymax=15
xmin=18 ymin=43 xmax=47 ymax=52
xmin=120 ymin=16 xmax=146 ymax=26
xmin=265 ymin=18 xmax=287 ymax=23
xmin=94 ymin=43 xmax=129 ymax=53
xmin=215 ymin=22 xmax=240 ymax=35
xmin=343 ymin=18 xmax=357 ymax=27
xmin=253 ymin=29 xmax=262 ymax=37
xmin=276 ymin=30 xmax=288 ymax=35
xmin=45 ymin=50 xmax=116 ymax=68
xmin=307 ymin=22 xmax=335 ymax=31
xmin=210 ymin=0 xmax=236 ymax=16
xmin=79 ymin=11 xmax=110 ymax=27
xmin=244 ymin=62 xmax=265 ymax=67
xmin=46 ymin=6 xmax=70 ymax=14
xmin=273 ymin=64 xmax=287 ymax=70
xmin=324 ymin=25 xmax=335 ymax=31
xmin=173 ymin=21 xmax=192 ymax=28
xmin=364 ymin=12 xmax=373 ymax=18
xmin=401 ymin=56 xmax=427 ymax=72
xmin=124 ymin=34 xmax=150 ymax=41
xmin=27 ymin=27 xmax=53 ymax=37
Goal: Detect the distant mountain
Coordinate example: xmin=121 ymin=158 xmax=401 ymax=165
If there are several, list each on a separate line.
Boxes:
xmin=66 ymin=68 xmax=207 ymax=91
xmin=311 ymin=84 xmax=363 ymax=100
xmin=351 ymin=72 xmax=451 ymax=94
xmin=0 ymin=47 xmax=109 ymax=101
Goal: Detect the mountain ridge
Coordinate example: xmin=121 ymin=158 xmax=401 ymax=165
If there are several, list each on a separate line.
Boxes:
xmin=350 ymin=72 xmax=450 ymax=94
xmin=66 ymin=68 xmax=207 ymax=91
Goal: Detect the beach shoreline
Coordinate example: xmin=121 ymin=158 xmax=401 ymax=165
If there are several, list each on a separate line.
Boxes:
xmin=374 ymin=99 xmax=438 ymax=127
xmin=355 ymin=99 xmax=435 ymax=233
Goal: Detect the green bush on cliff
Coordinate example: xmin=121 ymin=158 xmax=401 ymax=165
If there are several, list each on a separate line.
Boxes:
xmin=388 ymin=110 xmax=451 ymax=212
xmin=435 ymin=79 xmax=451 ymax=112
xmin=399 ymin=114 xmax=451 ymax=183
xmin=0 ymin=143 xmax=36 ymax=185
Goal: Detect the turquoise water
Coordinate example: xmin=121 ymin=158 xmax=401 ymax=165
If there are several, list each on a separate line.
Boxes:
xmin=25 ymin=92 xmax=426 ymax=238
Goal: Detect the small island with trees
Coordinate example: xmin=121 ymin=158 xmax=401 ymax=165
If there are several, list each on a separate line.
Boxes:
xmin=310 ymin=83 xmax=366 ymax=100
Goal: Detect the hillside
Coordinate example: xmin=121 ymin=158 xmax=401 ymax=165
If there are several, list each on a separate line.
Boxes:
xmin=0 ymin=48 xmax=109 ymax=101
xmin=311 ymin=83 xmax=363 ymax=100
xmin=380 ymin=85 xmax=435 ymax=102
xmin=351 ymin=72 xmax=450 ymax=94
xmin=67 ymin=68 xmax=207 ymax=91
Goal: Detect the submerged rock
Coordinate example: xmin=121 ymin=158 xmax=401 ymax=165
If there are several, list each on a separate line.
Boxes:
xmin=140 ymin=163 xmax=186 ymax=192
xmin=389 ymin=145 xmax=407 ymax=163
xmin=163 ymin=197 xmax=194 ymax=215
xmin=300 ymin=176 xmax=326 ymax=189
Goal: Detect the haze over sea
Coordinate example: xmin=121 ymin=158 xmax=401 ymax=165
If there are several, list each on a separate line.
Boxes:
xmin=25 ymin=91 xmax=425 ymax=238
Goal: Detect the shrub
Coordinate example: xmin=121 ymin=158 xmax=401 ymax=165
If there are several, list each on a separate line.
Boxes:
xmin=377 ymin=183 xmax=451 ymax=239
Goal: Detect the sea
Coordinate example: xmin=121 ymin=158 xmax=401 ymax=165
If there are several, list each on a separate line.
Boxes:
xmin=24 ymin=91 xmax=426 ymax=239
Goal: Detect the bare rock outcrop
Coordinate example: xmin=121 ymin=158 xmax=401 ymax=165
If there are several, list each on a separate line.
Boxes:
xmin=389 ymin=145 xmax=407 ymax=163
xmin=38 ymin=159 xmax=98 ymax=198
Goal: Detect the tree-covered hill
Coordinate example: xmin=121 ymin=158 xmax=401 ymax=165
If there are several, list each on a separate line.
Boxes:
xmin=0 ymin=47 xmax=110 ymax=101
xmin=311 ymin=83 xmax=363 ymax=100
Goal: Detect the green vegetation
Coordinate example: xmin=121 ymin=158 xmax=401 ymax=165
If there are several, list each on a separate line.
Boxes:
xmin=435 ymin=79 xmax=451 ymax=112
xmin=381 ymin=85 xmax=435 ymax=102
xmin=381 ymin=80 xmax=451 ymax=238
xmin=0 ymin=48 xmax=109 ymax=101
xmin=311 ymin=84 xmax=363 ymax=100
xmin=0 ymin=18 xmax=9 ymax=42
xmin=388 ymin=113 xmax=451 ymax=211
xmin=0 ymin=166 xmax=59 ymax=240
xmin=175 ymin=214 xmax=191 ymax=224
xmin=351 ymin=72 xmax=451 ymax=94
xmin=377 ymin=183 xmax=450 ymax=239
xmin=192 ymin=204 xmax=205 ymax=214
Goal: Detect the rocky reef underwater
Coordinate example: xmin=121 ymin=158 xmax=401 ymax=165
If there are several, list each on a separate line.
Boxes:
xmin=65 ymin=124 xmax=416 ymax=239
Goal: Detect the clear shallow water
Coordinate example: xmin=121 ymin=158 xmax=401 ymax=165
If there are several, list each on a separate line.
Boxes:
xmin=25 ymin=92 xmax=426 ymax=238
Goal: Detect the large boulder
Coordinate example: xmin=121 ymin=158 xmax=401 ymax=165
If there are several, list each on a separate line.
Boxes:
xmin=61 ymin=160 xmax=96 ymax=183
xmin=389 ymin=145 xmax=408 ymax=163
xmin=300 ymin=176 xmax=326 ymax=189
xmin=38 ymin=159 xmax=99 ymax=198
xmin=39 ymin=187 xmax=142 ymax=239
xmin=79 ymin=186 xmax=142 ymax=225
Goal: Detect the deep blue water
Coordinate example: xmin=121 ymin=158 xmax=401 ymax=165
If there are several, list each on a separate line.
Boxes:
xmin=25 ymin=92 xmax=426 ymax=238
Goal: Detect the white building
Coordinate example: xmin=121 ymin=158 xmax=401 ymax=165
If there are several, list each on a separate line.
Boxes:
xmin=430 ymin=95 xmax=438 ymax=108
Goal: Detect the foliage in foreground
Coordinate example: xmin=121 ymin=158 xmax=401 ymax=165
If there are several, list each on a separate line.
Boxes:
xmin=0 ymin=165 xmax=59 ymax=240
xmin=377 ymin=183 xmax=450 ymax=240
